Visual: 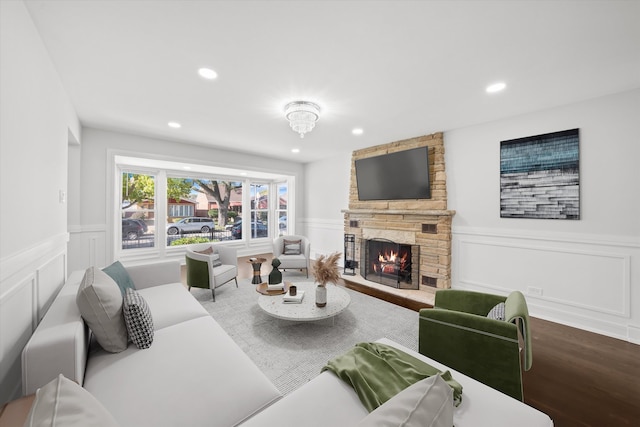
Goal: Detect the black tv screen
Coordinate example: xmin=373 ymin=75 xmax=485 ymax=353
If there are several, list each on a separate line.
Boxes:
xmin=355 ymin=147 xmax=431 ymax=200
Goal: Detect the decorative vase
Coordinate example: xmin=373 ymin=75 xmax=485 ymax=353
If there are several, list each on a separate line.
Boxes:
xmin=315 ymin=285 xmax=327 ymax=307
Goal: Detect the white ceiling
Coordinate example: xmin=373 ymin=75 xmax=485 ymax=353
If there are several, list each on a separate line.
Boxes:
xmin=24 ymin=0 xmax=640 ymax=163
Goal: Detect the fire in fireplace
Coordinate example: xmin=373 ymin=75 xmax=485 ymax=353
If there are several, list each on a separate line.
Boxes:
xmin=361 ymin=238 xmax=419 ymax=289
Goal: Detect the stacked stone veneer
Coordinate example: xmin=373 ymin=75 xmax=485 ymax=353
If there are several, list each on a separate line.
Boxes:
xmin=343 ymin=132 xmax=455 ymax=289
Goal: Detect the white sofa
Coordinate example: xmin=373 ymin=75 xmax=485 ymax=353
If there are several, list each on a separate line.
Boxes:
xmin=21 ymin=260 xmax=553 ymax=427
xmin=22 ymin=261 xmax=281 ymax=427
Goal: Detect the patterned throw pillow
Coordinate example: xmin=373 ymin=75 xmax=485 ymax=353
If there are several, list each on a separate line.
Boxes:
xmin=283 ymin=239 xmax=302 ymax=255
xmin=123 ymin=288 xmax=154 ymax=349
xmin=487 ymin=302 xmax=506 ymax=321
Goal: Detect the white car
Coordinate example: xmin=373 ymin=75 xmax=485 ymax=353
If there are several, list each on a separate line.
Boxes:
xmin=167 ymin=217 xmax=215 ymax=235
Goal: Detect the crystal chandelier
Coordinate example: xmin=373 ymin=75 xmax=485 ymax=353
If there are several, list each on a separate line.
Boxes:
xmin=284 ymin=101 xmax=320 ymax=138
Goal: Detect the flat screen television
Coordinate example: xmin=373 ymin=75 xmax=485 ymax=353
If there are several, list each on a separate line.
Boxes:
xmin=355 ymin=146 xmax=431 ymax=200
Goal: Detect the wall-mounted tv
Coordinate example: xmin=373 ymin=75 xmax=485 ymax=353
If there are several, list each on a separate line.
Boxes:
xmin=355 ymin=146 xmax=431 ymax=201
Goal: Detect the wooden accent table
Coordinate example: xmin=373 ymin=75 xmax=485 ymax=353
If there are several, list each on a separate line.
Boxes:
xmin=0 ymin=394 xmax=34 ymax=427
xmin=247 ymin=257 xmax=267 ymax=284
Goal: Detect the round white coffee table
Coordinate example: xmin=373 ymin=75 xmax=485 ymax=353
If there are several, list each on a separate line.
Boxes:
xmin=258 ymin=282 xmax=350 ymax=324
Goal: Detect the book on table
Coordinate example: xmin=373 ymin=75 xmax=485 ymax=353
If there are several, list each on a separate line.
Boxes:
xmin=283 ymin=290 xmax=305 ymax=304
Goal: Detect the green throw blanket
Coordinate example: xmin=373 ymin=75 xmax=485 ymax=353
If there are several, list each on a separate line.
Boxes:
xmin=322 ymin=342 xmax=463 ymax=412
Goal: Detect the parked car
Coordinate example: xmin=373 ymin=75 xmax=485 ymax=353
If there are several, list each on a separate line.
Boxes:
xmin=230 ymin=221 xmax=268 ymax=239
xmin=122 ymin=219 xmax=144 ymax=240
xmin=130 ymin=218 xmax=148 ymax=233
xmin=167 ymin=217 xmax=215 ymax=235
xmin=279 ymin=215 xmax=287 ymax=229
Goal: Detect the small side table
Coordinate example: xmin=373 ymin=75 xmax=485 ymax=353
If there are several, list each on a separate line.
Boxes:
xmin=247 ymin=257 xmax=267 ymax=284
xmin=0 ymin=394 xmax=35 ymax=427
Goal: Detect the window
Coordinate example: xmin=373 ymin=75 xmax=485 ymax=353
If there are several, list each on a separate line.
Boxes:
xmin=276 ymin=182 xmax=288 ymax=235
xmin=114 ymin=155 xmax=294 ymax=258
xmin=120 ymin=172 xmax=155 ymax=250
xmin=169 ymin=204 xmax=194 ymax=217
xmin=248 ymin=183 xmax=269 ymax=240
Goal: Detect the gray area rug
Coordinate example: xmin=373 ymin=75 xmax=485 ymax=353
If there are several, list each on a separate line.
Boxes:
xmin=191 ymin=271 xmax=419 ymax=395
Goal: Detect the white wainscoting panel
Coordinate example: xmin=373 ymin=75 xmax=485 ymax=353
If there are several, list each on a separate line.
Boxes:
xmin=36 ymin=252 xmax=67 ymax=322
xmin=68 ymin=225 xmax=107 ymax=272
xmin=303 ymin=218 xmax=345 ymax=263
xmin=0 ymin=275 xmax=35 ymax=404
xmin=0 ymin=235 xmax=68 ymax=405
xmin=452 ymin=227 xmax=638 ymax=343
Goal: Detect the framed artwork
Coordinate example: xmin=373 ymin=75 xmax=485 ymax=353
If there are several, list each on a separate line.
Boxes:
xmin=500 ymin=128 xmax=580 ymax=219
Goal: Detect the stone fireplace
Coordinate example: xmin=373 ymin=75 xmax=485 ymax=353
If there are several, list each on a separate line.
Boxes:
xmin=343 ymin=132 xmax=455 ymax=291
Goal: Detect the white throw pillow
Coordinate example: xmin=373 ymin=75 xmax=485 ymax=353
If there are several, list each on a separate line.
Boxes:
xmin=76 ymin=267 xmax=128 ymax=353
xmin=24 ymin=374 xmax=120 ymax=427
xmin=357 ymin=375 xmax=454 ymax=427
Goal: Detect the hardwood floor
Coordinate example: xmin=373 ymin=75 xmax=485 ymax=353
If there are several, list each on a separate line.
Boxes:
xmin=342 ymin=277 xmax=640 ymax=427
xmin=219 ymin=254 xmax=640 ymax=426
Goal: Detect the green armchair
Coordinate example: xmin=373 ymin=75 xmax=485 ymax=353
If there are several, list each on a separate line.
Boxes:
xmin=185 ymin=243 xmax=238 ymax=301
xmin=418 ymin=289 xmax=532 ymax=401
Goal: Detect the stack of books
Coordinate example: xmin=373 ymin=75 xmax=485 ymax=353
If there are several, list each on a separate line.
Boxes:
xmin=283 ymin=290 xmax=305 ymax=304
xmin=266 ymin=283 xmax=284 ymax=291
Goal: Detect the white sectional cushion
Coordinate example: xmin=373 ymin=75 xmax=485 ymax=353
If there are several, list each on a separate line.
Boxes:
xmin=76 ymin=267 xmax=128 ymax=353
xmin=136 ymin=283 xmax=208 ymax=330
xmin=239 ymin=371 xmax=368 ymax=427
xmin=83 ymin=316 xmax=281 ymax=427
xmin=357 ymin=375 xmax=453 ymax=427
xmin=24 ymin=374 xmax=120 ymax=427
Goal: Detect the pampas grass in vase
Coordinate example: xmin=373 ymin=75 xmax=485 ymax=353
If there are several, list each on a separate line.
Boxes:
xmin=313 ymin=252 xmax=341 ymax=307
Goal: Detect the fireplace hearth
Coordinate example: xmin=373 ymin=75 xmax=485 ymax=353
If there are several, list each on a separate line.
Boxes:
xmin=361 ymin=238 xmax=419 ymax=289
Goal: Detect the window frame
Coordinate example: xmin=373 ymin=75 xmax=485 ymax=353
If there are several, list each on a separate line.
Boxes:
xmin=111 ymin=154 xmax=296 ymax=263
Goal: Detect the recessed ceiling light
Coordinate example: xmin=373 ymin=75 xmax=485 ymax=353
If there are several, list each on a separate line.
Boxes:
xmin=486 ymin=82 xmax=506 ymax=93
xmin=291 ymin=148 xmax=300 ymax=153
xmin=352 ymin=128 xmax=364 ymax=135
xmin=198 ymin=68 xmax=218 ymax=80
xmin=240 ymin=172 xmax=247 ymax=176
xmin=183 ymin=166 xmax=191 ymax=170
xmin=168 ymin=121 xmax=181 ymax=128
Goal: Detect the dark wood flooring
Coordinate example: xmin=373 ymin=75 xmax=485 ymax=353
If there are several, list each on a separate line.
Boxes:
xmin=343 ymin=278 xmax=640 ymax=427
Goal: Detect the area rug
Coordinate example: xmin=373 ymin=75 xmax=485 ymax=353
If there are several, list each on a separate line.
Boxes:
xmin=190 ymin=271 xmax=419 ymax=395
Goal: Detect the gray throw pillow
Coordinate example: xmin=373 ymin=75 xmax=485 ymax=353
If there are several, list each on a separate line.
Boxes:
xmin=357 ymin=375 xmax=454 ymax=427
xmin=283 ymin=239 xmax=302 ymax=255
xmin=487 ymin=302 xmax=506 ymax=321
xmin=24 ymin=374 xmax=120 ymax=427
xmin=102 ymin=260 xmax=135 ymax=295
xmin=123 ymin=288 xmax=154 ymax=349
xmin=210 ymin=253 xmax=222 ymax=267
xmin=76 ymin=267 xmax=128 ymax=353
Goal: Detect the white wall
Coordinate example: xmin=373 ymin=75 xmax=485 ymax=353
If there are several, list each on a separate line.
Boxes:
xmin=304 ymin=90 xmax=640 ymax=343
xmin=303 ymin=153 xmax=351 ymax=261
xmin=0 ymin=0 xmax=79 ymax=404
xmin=446 ymin=90 xmax=640 ymax=343
xmin=68 ymin=127 xmax=306 ymax=271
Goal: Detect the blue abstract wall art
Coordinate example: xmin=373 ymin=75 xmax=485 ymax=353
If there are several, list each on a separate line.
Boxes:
xmin=500 ymin=129 xmax=580 ymax=219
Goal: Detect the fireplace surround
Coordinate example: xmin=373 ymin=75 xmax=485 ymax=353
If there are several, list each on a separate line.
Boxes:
xmin=343 ymin=132 xmax=455 ymax=290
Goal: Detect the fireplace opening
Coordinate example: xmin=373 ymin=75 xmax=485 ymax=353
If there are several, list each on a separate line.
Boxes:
xmin=361 ymin=238 xmax=419 ymax=289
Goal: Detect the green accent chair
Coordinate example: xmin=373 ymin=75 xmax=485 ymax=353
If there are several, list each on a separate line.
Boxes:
xmin=185 ymin=243 xmax=238 ymax=301
xmin=418 ymin=289 xmax=532 ymax=401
